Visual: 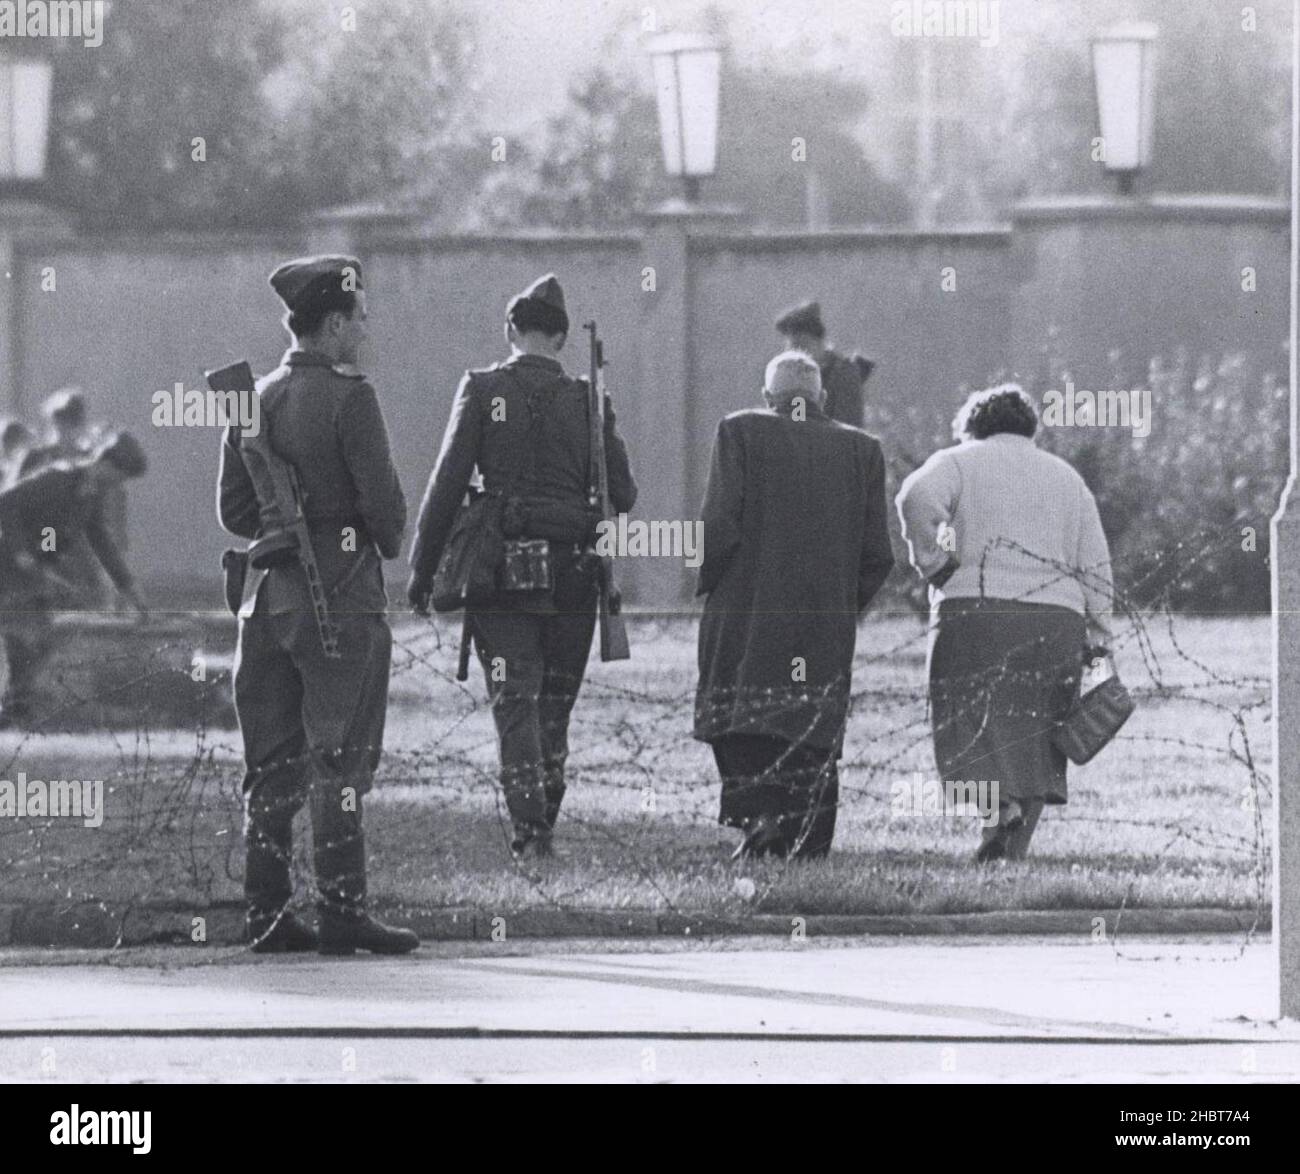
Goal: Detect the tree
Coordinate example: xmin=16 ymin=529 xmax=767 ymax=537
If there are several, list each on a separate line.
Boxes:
xmin=480 ymin=54 xmax=909 ymax=229
xmin=267 ymin=0 xmax=487 ymax=223
xmin=48 ymin=0 xmax=288 ymax=229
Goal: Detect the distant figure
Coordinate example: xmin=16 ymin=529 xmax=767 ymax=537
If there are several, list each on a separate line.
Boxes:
xmin=775 ymin=300 xmax=874 ymax=429
xmin=896 ymin=384 xmax=1114 ymax=862
xmin=407 ymin=273 xmax=637 ymax=858
xmin=21 ymin=388 xmax=118 ymax=605
xmin=694 ymin=351 xmax=894 ymax=860
xmin=0 ymin=419 xmax=34 ymax=488
xmin=0 ymin=433 xmax=149 ymax=730
xmin=19 ymin=388 xmax=95 ymax=476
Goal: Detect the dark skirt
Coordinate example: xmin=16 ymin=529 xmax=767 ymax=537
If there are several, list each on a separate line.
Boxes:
xmin=929 ymin=598 xmax=1084 ymax=806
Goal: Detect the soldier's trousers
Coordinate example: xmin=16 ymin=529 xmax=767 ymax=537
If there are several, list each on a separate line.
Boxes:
xmin=469 ymin=559 xmax=597 ymax=831
xmin=233 ymin=591 xmax=393 ymax=922
xmin=713 ymin=733 xmax=840 ymax=859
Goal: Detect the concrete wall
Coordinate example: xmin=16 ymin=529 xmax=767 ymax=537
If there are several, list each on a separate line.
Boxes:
xmin=5 ymin=195 xmax=1288 ymax=607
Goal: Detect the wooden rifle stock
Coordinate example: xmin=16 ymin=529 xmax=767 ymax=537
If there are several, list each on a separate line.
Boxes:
xmin=207 ymin=360 xmax=342 ymax=659
xmin=584 ymin=322 xmax=631 ymax=662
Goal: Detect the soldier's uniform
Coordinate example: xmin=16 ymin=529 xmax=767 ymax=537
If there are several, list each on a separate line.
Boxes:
xmin=0 ymin=436 xmax=147 ymax=727
xmin=218 ymin=255 xmax=414 ymax=953
xmin=775 ymin=300 xmax=873 ymax=430
xmin=407 ymin=274 xmax=636 ymax=852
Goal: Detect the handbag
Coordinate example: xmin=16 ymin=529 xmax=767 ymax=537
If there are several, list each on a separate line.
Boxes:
xmin=1051 ymin=653 xmax=1135 ymax=765
xmin=429 ymin=371 xmax=558 ymax=612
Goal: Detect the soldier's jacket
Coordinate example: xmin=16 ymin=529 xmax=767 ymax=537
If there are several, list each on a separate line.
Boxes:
xmin=218 ymin=349 xmax=406 ymax=616
xmin=409 ymin=353 xmax=637 ymax=587
xmin=820 ymin=348 xmax=867 ymax=430
xmin=0 ymin=461 xmax=133 ymax=603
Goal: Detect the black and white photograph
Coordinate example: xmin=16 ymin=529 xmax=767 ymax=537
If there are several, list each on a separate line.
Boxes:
xmin=0 ymin=0 xmax=1297 ymax=1135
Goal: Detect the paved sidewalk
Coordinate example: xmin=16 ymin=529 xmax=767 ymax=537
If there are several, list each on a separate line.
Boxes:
xmin=2 ymin=936 xmax=1297 ymax=1081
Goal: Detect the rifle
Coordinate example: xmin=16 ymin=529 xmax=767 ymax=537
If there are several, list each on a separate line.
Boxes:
xmin=206 ymin=361 xmax=342 ymax=659
xmin=583 ymin=322 xmax=631 ymax=662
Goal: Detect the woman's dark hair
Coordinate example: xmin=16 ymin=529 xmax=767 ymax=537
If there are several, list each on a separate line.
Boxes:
xmin=286 ymin=281 xmax=358 ymax=339
xmin=952 ymin=382 xmax=1038 ymax=441
xmin=507 ymin=298 xmax=568 ymax=339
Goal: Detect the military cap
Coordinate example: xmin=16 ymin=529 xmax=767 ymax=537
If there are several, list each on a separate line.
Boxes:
xmin=507 ymin=272 xmax=569 ymax=335
xmin=775 ymin=300 xmax=826 ymax=339
xmin=269 ymin=254 xmax=363 ymax=312
xmin=94 ymin=430 xmax=148 ymax=478
xmin=42 ymin=386 xmax=88 ymax=426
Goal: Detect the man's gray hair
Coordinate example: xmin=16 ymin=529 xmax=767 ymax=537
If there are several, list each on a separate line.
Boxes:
xmin=764 ymin=350 xmax=822 ymax=401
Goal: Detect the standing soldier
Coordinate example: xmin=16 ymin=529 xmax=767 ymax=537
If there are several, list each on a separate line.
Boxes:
xmin=406 ymin=274 xmax=637 ymax=857
xmin=775 ymin=300 xmax=875 ymax=430
xmin=218 ymin=255 xmax=418 ymax=955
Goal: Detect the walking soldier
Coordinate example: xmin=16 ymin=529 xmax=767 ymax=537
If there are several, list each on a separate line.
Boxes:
xmin=406 ymin=274 xmax=637 ymax=857
xmin=217 ymin=254 xmax=418 ymax=955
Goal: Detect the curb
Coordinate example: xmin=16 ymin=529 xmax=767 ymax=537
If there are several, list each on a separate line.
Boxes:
xmin=0 ymin=902 xmax=1268 ymax=948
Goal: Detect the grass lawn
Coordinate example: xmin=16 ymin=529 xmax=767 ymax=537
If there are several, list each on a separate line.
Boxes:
xmin=0 ymin=611 xmax=1272 ymax=921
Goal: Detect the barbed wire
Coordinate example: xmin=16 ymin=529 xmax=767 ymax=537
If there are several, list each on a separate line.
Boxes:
xmin=0 ymin=527 xmax=1272 ymax=963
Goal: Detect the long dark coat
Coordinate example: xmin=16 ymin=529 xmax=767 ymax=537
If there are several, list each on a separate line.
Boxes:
xmin=693 ymin=401 xmax=894 ymax=754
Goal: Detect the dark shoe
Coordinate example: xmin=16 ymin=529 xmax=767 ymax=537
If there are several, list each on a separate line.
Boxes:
xmin=248 ymin=910 xmax=318 ymax=954
xmin=731 ymin=815 xmax=788 ymax=862
xmin=318 ymin=911 xmax=419 ymax=956
xmin=511 ymin=823 xmax=554 ymax=858
xmin=975 ymin=800 xmax=1023 ymax=864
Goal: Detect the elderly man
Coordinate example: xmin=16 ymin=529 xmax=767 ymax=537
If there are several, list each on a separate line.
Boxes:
xmin=694 ymin=351 xmax=894 ymax=859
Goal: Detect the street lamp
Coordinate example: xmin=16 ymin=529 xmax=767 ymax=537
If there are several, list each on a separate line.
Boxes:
xmin=647 ymin=33 xmax=721 ymax=203
xmin=1090 ymin=22 xmax=1158 ymax=196
xmin=0 ymin=53 xmax=53 ymax=193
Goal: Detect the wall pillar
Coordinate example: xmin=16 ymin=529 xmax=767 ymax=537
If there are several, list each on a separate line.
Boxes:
xmin=1273 ymin=61 xmax=1300 ymax=1019
xmin=0 ymin=198 xmax=70 ymax=413
xmin=635 ymin=198 xmax=743 ymax=612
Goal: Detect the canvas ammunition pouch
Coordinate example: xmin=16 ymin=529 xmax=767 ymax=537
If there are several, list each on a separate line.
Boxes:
xmin=500 ymin=537 xmax=552 ymax=593
xmin=431 ymin=371 xmax=563 ymax=611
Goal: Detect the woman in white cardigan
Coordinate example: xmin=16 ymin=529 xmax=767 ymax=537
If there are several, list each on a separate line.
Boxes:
xmin=896 ymin=384 xmax=1114 ymax=862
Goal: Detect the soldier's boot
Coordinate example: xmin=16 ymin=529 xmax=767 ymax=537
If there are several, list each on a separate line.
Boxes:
xmin=314 ymin=825 xmax=418 ymax=956
xmin=245 ymin=826 xmax=316 ymax=953
xmin=542 ymin=763 xmax=566 ymax=831
xmin=503 ymin=762 xmax=553 ymax=856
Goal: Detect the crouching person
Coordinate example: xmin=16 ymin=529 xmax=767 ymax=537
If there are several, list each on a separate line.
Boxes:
xmin=0 ymin=432 xmax=149 ymax=730
xmin=694 ymin=352 xmax=894 ymax=860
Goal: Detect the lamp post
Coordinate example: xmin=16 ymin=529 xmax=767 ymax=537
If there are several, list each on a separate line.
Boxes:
xmin=646 ymin=32 xmax=721 ymax=203
xmin=0 ymin=52 xmax=52 ymax=194
xmin=0 ymin=50 xmax=56 ymax=411
xmin=1090 ymin=22 xmax=1158 ymax=196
